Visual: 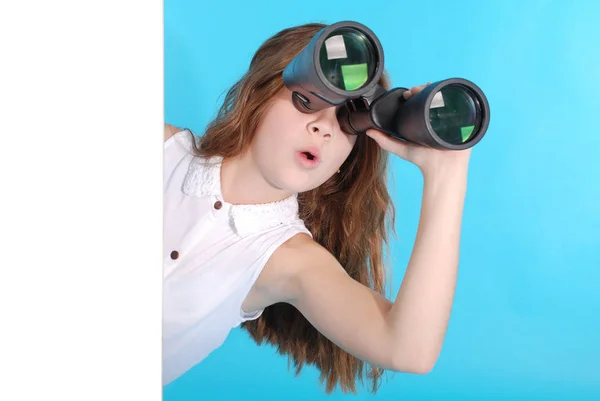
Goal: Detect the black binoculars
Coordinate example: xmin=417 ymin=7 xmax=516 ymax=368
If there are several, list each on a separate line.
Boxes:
xmin=283 ymin=21 xmax=490 ymax=150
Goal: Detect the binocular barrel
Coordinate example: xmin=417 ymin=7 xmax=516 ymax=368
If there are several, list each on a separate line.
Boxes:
xmin=283 ymin=21 xmax=490 ymax=150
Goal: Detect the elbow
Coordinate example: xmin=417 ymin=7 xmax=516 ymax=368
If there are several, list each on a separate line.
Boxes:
xmin=409 ymin=359 xmax=436 ymax=375
xmin=390 ymin=350 xmax=438 ymax=375
xmin=398 ymin=360 xmax=435 ymax=375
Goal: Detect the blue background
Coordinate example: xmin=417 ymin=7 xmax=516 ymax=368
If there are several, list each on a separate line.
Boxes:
xmin=164 ymin=0 xmax=600 ymax=399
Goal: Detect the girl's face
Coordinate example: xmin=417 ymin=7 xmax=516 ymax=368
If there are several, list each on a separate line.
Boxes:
xmin=249 ymin=87 xmax=357 ymax=194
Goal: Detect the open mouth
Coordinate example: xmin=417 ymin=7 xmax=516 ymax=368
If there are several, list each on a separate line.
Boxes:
xmin=296 ymin=149 xmax=321 ymax=169
xmin=301 ymin=151 xmax=316 ymax=161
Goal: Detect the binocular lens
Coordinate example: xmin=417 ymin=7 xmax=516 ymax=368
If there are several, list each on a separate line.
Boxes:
xmin=428 ymin=84 xmax=482 ymax=145
xmin=284 ymin=21 xmax=490 ymax=150
xmin=318 ymin=28 xmax=378 ymax=91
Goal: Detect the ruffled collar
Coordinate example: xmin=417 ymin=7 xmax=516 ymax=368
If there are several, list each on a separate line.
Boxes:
xmin=182 ymin=155 xmax=302 ymax=237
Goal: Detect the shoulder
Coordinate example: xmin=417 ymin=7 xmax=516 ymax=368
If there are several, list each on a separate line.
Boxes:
xmin=164 ymin=124 xmax=196 ymax=154
xmin=259 ymin=233 xmax=347 ymax=304
xmin=275 ymin=233 xmax=341 ymax=268
xmin=272 ymin=233 xmax=335 ymax=270
xmin=164 ymin=123 xmax=182 ymax=142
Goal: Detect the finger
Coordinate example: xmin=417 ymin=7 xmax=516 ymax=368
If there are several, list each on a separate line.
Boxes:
xmin=366 ymin=129 xmax=409 ymax=158
xmin=411 ymin=84 xmax=426 ymax=95
xmin=404 ymin=82 xmax=432 ymax=100
xmin=366 ymin=128 xmax=393 ymax=147
xmin=411 ymin=82 xmax=431 ymax=95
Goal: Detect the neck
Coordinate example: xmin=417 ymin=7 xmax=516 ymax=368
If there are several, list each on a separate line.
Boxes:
xmin=220 ymin=152 xmax=293 ymax=205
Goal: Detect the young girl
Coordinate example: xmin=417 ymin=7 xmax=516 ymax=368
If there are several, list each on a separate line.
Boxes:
xmin=163 ymin=23 xmax=471 ymax=394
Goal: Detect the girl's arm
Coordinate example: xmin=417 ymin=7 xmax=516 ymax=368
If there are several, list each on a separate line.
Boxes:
xmin=268 ymin=163 xmax=468 ymax=373
xmin=386 ymin=164 xmax=468 ymax=370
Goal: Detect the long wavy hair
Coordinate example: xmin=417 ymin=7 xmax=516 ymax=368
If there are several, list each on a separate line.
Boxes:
xmin=190 ymin=22 xmax=397 ymax=394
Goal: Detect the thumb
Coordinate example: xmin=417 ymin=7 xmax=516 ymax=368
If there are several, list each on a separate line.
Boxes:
xmin=366 ymin=129 xmax=410 ymax=159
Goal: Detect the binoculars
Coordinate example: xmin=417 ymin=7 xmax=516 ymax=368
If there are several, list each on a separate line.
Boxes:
xmin=283 ymin=21 xmax=490 ymax=150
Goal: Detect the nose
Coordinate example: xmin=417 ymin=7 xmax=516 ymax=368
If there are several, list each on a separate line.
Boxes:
xmin=307 ymin=124 xmax=331 ymax=139
xmin=307 ymin=112 xmax=335 ymax=140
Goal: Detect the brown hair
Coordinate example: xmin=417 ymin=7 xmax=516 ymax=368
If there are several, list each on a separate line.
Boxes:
xmin=192 ymin=23 xmax=396 ymax=394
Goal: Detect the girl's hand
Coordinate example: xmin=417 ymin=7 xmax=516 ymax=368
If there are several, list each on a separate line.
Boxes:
xmin=365 ymin=83 xmax=472 ymax=178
